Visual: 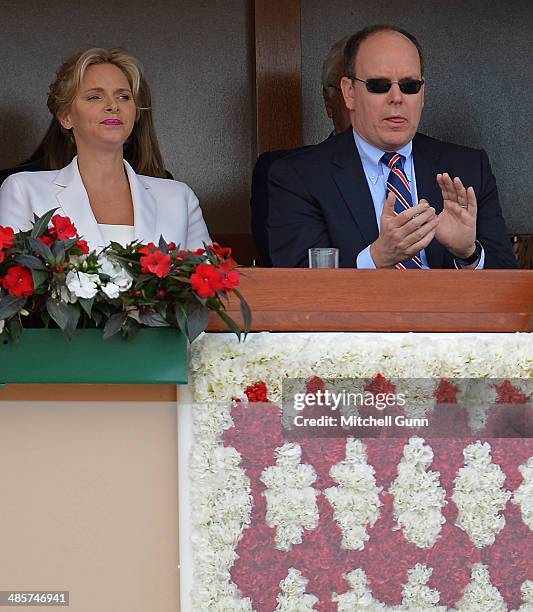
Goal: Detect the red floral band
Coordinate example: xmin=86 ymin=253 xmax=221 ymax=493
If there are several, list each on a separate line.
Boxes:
xmin=223 ymin=379 xmax=533 ymax=610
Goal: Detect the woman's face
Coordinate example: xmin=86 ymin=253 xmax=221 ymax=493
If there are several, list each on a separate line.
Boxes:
xmin=59 ymin=62 xmax=136 ymax=152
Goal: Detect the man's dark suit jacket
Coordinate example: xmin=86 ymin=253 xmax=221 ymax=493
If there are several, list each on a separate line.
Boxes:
xmin=267 ymin=128 xmax=517 ymax=269
xmin=251 ymin=147 xmax=312 ymax=266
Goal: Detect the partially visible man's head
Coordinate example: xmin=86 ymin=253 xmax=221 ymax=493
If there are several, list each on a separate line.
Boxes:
xmin=340 ymin=25 xmax=425 ymax=151
xmin=321 ymin=36 xmax=351 ymax=134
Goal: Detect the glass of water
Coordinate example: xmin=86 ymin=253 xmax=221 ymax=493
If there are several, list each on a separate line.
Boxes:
xmin=308 ymin=248 xmax=339 ymax=268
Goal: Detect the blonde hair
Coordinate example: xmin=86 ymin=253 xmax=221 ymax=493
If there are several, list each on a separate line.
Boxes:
xmin=48 ymin=47 xmax=142 ymax=118
xmin=42 ymin=47 xmax=166 ymax=177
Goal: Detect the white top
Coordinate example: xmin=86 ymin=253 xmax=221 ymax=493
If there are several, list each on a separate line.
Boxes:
xmin=98 ymin=223 xmax=135 ymax=247
xmin=0 ymin=156 xmax=211 ymax=251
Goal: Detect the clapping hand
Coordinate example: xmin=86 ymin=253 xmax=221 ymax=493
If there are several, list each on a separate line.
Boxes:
xmin=371 ymin=191 xmax=438 ymax=268
xmin=434 ymin=172 xmax=477 ymax=259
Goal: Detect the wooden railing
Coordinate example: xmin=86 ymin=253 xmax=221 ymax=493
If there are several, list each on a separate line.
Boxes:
xmin=207 ymin=268 xmax=533 ymax=332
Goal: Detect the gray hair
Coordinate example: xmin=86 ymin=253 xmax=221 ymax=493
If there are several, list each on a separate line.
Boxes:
xmin=321 ymin=36 xmax=350 ymax=88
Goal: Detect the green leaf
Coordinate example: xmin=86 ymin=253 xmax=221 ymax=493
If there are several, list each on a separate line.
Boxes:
xmin=46 ymin=299 xmax=79 ymax=335
xmin=31 ymin=269 xmax=49 ymax=290
xmin=185 ymin=304 xmax=209 ymax=342
xmin=174 ymin=304 xmax=188 ymax=337
xmin=158 ymin=235 xmax=168 ymax=253
xmin=168 ymin=275 xmax=192 ymax=284
xmin=64 ymin=305 xmax=80 ymax=340
xmin=137 ymin=311 xmax=169 ymax=327
xmin=14 ymin=254 xmax=48 ymax=270
xmin=28 ymin=237 xmax=55 ymax=264
xmin=0 ymin=295 xmax=26 ymax=320
xmin=31 ymin=209 xmax=58 ymax=238
xmin=122 ymin=318 xmax=140 ymax=340
xmin=52 ymin=240 xmax=65 ymax=264
xmin=92 ymin=310 xmax=103 ymax=327
xmin=41 ymin=310 xmax=50 ymax=327
xmin=78 ymin=297 xmax=94 ymax=318
xmin=61 ymin=237 xmax=80 ymax=251
xmin=103 ymin=312 xmax=125 ymax=339
xmin=216 ymin=309 xmax=242 ymax=341
xmin=234 ymin=289 xmax=252 ymax=337
xmin=7 ymin=317 xmax=23 ymax=344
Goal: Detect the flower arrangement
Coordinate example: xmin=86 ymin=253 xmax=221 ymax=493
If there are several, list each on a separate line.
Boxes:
xmin=188 ymin=334 xmax=532 ymax=610
xmin=0 ymin=209 xmax=250 ymax=342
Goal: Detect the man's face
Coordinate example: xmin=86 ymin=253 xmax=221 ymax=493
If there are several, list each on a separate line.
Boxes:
xmin=341 ymin=30 xmax=424 ymax=151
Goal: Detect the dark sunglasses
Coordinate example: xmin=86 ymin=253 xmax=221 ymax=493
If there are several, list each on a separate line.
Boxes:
xmin=350 ymin=76 xmax=424 ymax=95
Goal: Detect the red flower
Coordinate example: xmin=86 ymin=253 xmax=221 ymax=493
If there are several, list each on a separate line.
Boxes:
xmin=220 ymin=262 xmax=240 ymax=290
xmin=306 ymin=376 xmax=326 ymax=395
xmin=167 ymin=242 xmax=176 ymax=251
xmin=210 ymin=242 xmax=233 ymax=260
xmin=192 ymin=247 xmax=205 ymax=256
xmin=0 ymin=226 xmax=16 ymax=264
xmin=434 ymin=378 xmax=461 ymax=403
xmin=139 ymin=246 xmax=171 ymax=278
xmin=244 ymin=381 xmax=269 ymax=402
xmin=174 ymin=249 xmax=189 ymax=262
xmin=365 ymin=372 xmax=396 ymax=395
xmin=0 ymin=225 xmax=15 ymax=250
xmin=1 ymin=265 xmax=34 ymax=297
xmin=38 ymin=235 xmax=54 ymax=248
xmin=495 ymin=379 xmax=528 ymax=404
xmin=75 ymin=239 xmax=90 ymax=254
xmin=50 ymin=214 xmax=78 ymax=240
xmin=191 ymin=263 xmax=224 ymax=298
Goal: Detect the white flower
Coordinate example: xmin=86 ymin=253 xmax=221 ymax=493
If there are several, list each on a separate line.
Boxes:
xmin=389 ymin=437 xmax=446 ymax=548
xmin=261 ymin=443 xmax=319 ymax=551
xmin=452 ymin=441 xmax=511 ymax=548
xmin=325 ymin=439 xmax=382 ymax=550
xmin=69 ymin=254 xmax=88 ymax=266
xmin=400 ymin=564 xmax=447 ymax=610
xmin=456 ymin=564 xmax=507 ymax=611
xmin=513 ymin=457 xmax=533 ymax=530
xmin=101 ymin=282 xmax=121 ymax=299
xmin=189 ymin=401 xmax=252 ymax=612
xmin=98 ymin=255 xmax=132 ymax=291
xmin=0 ymin=320 xmax=4 ymax=335
xmin=65 ymin=271 xmax=99 ymax=299
xmin=52 ymin=284 xmax=77 ymax=304
xmin=514 ymin=580 xmax=533 ymax=612
xmin=401 ymin=378 xmax=439 ymax=421
xmin=275 ymin=568 xmax=318 ymax=611
xmin=333 ymin=568 xmax=386 ymax=610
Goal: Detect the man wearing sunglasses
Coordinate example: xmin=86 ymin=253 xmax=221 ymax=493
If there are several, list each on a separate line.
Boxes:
xmin=267 ymin=25 xmax=517 ymax=269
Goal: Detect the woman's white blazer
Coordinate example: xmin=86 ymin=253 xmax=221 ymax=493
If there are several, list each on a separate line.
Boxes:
xmin=0 ymin=156 xmax=211 ymax=250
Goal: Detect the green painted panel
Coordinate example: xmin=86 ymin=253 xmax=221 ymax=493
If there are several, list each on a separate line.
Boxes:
xmin=0 ymin=328 xmax=188 ymax=384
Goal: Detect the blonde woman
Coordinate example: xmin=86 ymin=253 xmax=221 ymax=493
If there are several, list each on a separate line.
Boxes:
xmin=0 ymin=48 xmax=210 ymax=250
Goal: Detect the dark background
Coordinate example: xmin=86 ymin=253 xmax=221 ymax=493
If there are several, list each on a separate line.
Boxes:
xmin=0 ymin=0 xmax=530 ymax=234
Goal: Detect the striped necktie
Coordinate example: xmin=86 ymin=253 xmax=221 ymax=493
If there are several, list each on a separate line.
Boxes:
xmin=381 ymin=152 xmax=423 ymax=269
